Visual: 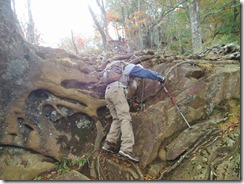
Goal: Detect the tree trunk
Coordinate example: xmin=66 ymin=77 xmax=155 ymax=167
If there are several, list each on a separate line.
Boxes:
xmin=0 ymin=0 xmax=106 ymax=160
xmin=96 ymin=0 xmax=109 ymax=40
xmin=188 ymin=0 xmax=202 ymax=54
xmin=232 ymin=0 xmax=239 ymax=33
xmin=0 ymin=0 xmax=39 ymax=108
xmin=137 ymin=0 xmax=143 ymax=48
xmin=11 ymin=0 xmax=16 ymax=14
xmin=88 ymin=5 xmax=107 ymax=49
xmin=11 ymin=0 xmax=25 ymax=38
xmin=26 ymin=0 xmax=36 ymax=44
xmin=71 ymin=30 xmax=79 ymax=54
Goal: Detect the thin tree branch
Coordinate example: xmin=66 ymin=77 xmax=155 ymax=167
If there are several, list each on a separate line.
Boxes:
xmin=71 ymin=30 xmax=78 ymax=54
xmin=151 ymin=0 xmax=189 ymax=29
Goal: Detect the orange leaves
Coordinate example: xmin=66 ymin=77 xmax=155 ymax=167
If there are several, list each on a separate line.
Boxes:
xmin=216 ymin=99 xmax=240 ymax=138
xmin=126 ymin=10 xmax=147 ymax=26
xmin=75 ymin=37 xmax=86 ymax=48
xmin=58 ymin=35 xmax=87 ymax=53
xmin=144 ymin=174 xmax=155 ymax=180
xmin=218 ymin=120 xmax=240 ymax=137
xmin=225 ymin=120 xmax=240 ymax=128
xmin=124 ymin=10 xmax=148 ymax=36
xmin=133 ymin=10 xmax=145 ymax=18
xmin=106 ymin=11 xmax=122 ymax=22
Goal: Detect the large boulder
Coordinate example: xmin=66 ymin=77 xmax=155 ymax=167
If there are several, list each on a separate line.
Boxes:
xmin=131 ymin=60 xmax=240 ymax=168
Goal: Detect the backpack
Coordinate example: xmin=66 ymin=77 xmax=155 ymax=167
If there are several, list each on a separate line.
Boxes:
xmin=102 ymin=60 xmax=127 ymax=84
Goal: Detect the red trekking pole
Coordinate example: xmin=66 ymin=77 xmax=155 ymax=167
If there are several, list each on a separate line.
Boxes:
xmin=162 ymin=84 xmax=192 ymax=129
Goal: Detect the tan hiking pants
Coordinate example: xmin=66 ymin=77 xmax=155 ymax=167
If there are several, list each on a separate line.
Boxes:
xmin=105 ymin=86 xmax=134 ymax=153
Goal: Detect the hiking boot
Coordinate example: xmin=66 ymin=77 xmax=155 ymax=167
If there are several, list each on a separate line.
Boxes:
xmin=118 ymin=150 xmax=139 ymax=162
xmin=102 ymin=141 xmax=117 ymax=153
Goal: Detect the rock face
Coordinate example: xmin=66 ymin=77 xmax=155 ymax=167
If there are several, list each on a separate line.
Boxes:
xmin=51 ymin=170 xmax=91 ymax=180
xmin=0 ymin=1 xmax=240 ymax=180
xmin=0 ymin=146 xmax=56 ymax=180
xmin=0 ymin=45 xmax=240 ymax=180
xmin=131 ymin=61 xmax=240 ymax=168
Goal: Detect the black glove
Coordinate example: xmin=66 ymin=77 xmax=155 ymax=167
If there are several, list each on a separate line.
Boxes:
xmin=158 ymin=76 xmax=165 ymax=84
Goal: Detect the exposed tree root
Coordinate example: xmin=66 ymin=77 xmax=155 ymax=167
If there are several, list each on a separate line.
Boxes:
xmin=158 ymin=127 xmax=221 ymax=180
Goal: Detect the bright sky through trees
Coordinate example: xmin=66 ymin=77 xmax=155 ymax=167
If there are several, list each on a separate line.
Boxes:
xmin=15 ymin=0 xmax=98 ymax=47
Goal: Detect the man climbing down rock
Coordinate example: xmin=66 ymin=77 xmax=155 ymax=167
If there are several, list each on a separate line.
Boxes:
xmin=102 ymin=60 xmax=165 ymax=162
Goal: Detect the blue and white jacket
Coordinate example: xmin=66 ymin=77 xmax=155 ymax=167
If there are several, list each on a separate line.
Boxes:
xmin=107 ymin=63 xmax=164 ymax=88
